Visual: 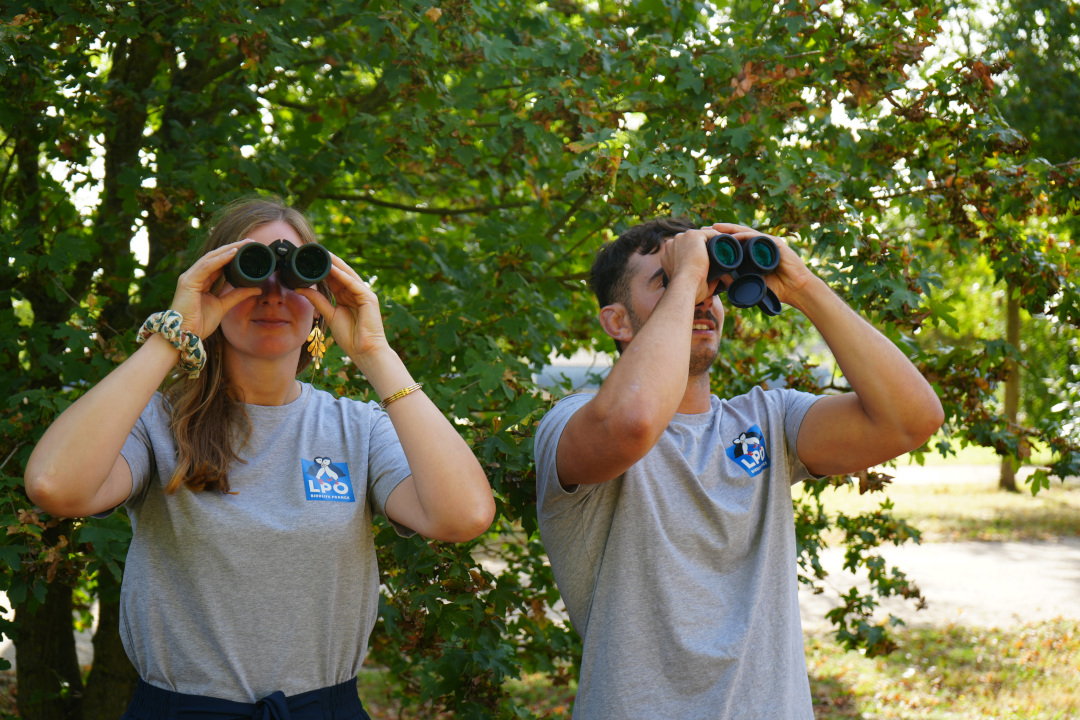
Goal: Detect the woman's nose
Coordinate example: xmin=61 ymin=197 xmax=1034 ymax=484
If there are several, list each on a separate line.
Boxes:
xmin=256 ymin=274 xmax=286 ymax=301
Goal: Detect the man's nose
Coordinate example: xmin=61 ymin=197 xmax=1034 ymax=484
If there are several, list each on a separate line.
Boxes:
xmin=696 ymin=288 xmax=719 ymax=308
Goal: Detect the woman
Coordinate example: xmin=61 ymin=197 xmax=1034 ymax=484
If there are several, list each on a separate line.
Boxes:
xmin=24 ymin=196 xmax=495 ymax=718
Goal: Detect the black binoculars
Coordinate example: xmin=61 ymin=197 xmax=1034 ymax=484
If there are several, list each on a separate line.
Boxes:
xmin=706 ymin=233 xmax=782 ymax=316
xmin=224 ymin=240 xmax=332 ymax=289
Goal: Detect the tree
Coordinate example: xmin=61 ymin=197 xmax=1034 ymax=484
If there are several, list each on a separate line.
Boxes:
xmin=942 ymin=0 xmax=1080 ymax=491
xmin=989 ymin=0 xmax=1080 ymax=491
xmin=991 ymin=0 xmax=1080 ymax=165
xmin=2 ymin=1 xmax=1078 ymax=718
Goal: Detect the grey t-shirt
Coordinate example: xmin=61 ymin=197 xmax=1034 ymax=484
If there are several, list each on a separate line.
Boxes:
xmin=119 ymin=383 xmax=412 ymax=702
xmin=535 ymin=387 xmax=821 ymax=720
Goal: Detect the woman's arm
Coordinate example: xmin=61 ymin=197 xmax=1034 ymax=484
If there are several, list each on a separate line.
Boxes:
xmin=364 ymin=347 xmax=495 ymax=543
xmin=25 ymin=335 xmax=177 ymax=516
xmin=298 ymin=256 xmax=495 ymax=542
xmin=24 ymin=241 xmax=260 ymax=517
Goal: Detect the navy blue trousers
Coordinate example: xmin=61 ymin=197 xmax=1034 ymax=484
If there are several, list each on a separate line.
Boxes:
xmin=119 ymin=677 xmax=372 ymax=720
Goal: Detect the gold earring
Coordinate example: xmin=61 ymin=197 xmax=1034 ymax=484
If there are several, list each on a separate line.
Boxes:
xmin=306 ymin=323 xmax=327 ymax=370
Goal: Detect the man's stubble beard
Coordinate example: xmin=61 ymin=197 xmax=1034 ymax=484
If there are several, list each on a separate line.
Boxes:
xmin=625 ymin=304 xmax=720 ymax=377
xmin=688 ymin=342 xmax=719 ymax=377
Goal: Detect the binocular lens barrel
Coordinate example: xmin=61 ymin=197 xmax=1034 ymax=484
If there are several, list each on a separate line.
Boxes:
xmin=707 ymin=234 xmax=742 ymax=274
xmin=282 ymin=243 xmax=332 ymax=288
xmin=224 ymin=240 xmax=332 ymax=289
xmin=707 ymin=233 xmax=782 ymax=316
xmin=225 ymin=243 xmax=276 ymax=288
xmin=745 ymin=236 xmax=779 ymax=273
xmin=707 ymin=234 xmax=779 ymax=279
xmin=294 ymin=245 xmax=326 ymax=278
xmin=661 ymin=232 xmax=784 ymax=316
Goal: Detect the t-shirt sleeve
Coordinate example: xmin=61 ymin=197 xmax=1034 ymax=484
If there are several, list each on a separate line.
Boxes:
xmin=534 ymin=392 xmax=599 ymax=517
xmin=88 ymin=396 xmax=161 ymax=519
xmin=778 ymin=388 xmax=826 ymax=485
xmin=118 ymin=396 xmax=163 ymax=508
xmin=364 ymin=401 xmax=415 ymax=536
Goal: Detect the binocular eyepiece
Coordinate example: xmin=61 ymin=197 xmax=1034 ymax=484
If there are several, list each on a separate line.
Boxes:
xmin=224 ymin=240 xmax=332 ymax=289
xmin=706 ymin=233 xmax=782 ymax=316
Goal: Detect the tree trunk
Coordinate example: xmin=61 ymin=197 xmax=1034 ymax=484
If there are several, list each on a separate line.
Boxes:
xmin=1000 ymin=289 xmax=1020 ymax=492
xmin=14 ymin=525 xmax=84 ymax=720
xmin=82 ymin=569 xmax=138 ymax=720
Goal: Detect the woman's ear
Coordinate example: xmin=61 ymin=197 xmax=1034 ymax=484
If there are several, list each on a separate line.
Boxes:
xmin=599 ymin=304 xmax=634 ymax=346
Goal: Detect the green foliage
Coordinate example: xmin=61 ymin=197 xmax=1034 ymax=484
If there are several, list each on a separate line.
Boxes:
xmin=988 ymin=0 xmax=1080 ymax=164
xmin=798 ymin=474 xmax=924 ymax=658
xmin=2 ymin=0 xmax=1079 ymax=717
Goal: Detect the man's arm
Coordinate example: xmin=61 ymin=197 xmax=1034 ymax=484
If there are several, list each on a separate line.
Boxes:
xmin=710 ymin=223 xmax=944 ymax=476
xmin=555 ymin=231 xmax=714 ymax=488
xmin=792 ymin=277 xmax=944 ymax=475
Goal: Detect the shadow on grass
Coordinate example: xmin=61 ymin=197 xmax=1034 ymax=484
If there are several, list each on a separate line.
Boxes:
xmin=913 ymin=501 xmax=1080 ymax=542
xmin=807 ymin=620 xmax=1080 ymax=719
xmin=805 ymin=481 xmax=1080 ymax=543
xmin=870 ymin=622 xmax=1079 ymax=699
xmin=810 ymin=672 xmax=866 ymax=719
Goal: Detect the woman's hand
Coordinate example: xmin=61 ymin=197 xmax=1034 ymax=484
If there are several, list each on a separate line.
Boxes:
xmin=296 ymin=253 xmax=390 ymax=364
xmin=294 ymin=252 xmax=494 ymax=541
xmin=170 ymin=240 xmax=262 ymax=337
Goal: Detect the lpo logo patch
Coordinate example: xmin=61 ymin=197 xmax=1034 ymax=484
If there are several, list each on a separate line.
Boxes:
xmin=301 ymin=457 xmax=355 ymax=502
xmin=725 ymin=426 xmax=770 ymax=477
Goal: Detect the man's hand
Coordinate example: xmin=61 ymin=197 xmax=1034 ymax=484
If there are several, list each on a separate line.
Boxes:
xmin=663 ymin=228 xmax=720 ymax=304
xmin=707 ymin=222 xmax=816 ymax=309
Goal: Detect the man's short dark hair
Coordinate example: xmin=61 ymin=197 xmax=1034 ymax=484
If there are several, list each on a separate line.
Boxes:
xmin=590 ymin=217 xmax=698 ymax=309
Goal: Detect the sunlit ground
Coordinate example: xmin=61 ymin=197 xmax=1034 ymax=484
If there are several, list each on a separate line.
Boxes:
xmin=807 ymin=620 xmax=1080 ymax=720
xmin=349 ymin=619 xmax=1080 ymax=720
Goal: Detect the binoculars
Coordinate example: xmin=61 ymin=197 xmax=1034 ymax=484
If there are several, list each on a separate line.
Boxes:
xmin=224 ymin=240 xmax=332 ymax=289
xmin=706 ymin=233 xmax=782 ymax=316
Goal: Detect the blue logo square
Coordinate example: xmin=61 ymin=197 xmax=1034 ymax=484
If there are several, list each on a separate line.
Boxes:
xmin=725 ymin=425 xmax=770 ymax=477
xmin=301 ymin=457 xmax=355 ymax=502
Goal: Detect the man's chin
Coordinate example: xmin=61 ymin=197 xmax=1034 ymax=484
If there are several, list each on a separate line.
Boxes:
xmin=688 ymin=347 xmax=719 ymax=377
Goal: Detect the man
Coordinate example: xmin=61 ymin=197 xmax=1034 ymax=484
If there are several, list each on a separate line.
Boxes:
xmin=534 ymin=218 xmax=943 ymax=719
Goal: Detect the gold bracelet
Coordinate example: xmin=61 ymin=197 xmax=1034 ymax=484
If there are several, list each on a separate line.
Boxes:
xmin=379 ymin=382 xmax=423 ymax=409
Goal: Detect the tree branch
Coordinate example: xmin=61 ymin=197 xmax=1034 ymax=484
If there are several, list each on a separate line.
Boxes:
xmin=545 ymin=189 xmax=593 ymax=239
xmin=320 ymin=192 xmax=536 ymax=215
xmin=0 ymin=135 xmax=17 ymax=226
xmin=543 ymin=206 xmax=623 ymax=274
xmin=173 ymin=53 xmax=246 ymax=100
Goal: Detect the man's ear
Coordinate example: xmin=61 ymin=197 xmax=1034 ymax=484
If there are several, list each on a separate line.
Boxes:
xmin=599 ymin=303 xmax=635 ymax=346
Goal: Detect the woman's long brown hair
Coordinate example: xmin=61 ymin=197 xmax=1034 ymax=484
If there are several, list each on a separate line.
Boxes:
xmin=161 ymin=195 xmax=331 ymax=494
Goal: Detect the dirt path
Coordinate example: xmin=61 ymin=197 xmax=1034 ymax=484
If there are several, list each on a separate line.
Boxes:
xmin=799 ymin=537 xmax=1080 ymax=631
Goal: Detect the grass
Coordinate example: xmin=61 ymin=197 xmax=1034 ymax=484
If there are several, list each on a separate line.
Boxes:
xmin=795 ymin=467 xmax=1080 ymax=543
xmin=352 ymin=620 xmax=1080 ymax=719
xmin=807 ymin=619 xmax=1080 ymax=720
xmin=354 ymin=669 xmax=578 ymax=719
xmin=900 ymin=441 xmax=1056 ymax=467
xmin=793 ymin=436 xmax=1080 ymax=542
